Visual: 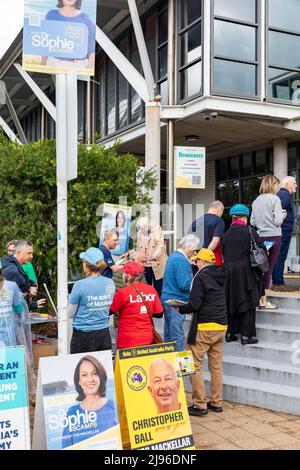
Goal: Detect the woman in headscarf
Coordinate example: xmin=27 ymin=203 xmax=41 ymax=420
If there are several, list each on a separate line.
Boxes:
xmin=222 ymin=204 xmax=264 ymax=345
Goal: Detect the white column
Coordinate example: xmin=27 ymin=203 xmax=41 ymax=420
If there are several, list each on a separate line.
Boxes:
xmin=145 ymin=101 xmax=161 ymax=225
xmin=56 ymin=74 xmax=69 ymax=356
xmin=273 ymin=138 xmax=288 ymax=182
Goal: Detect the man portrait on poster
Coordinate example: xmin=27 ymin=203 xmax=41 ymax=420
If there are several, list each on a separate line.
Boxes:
xmin=147 ymin=358 xmax=181 ymax=414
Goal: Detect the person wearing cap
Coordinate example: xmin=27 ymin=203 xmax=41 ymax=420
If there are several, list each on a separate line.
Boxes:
xmin=222 ymin=204 xmax=264 ymax=345
xmin=177 ymin=248 xmax=227 ymax=417
xmin=68 ymin=247 xmax=116 ymax=354
xmin=110 ymin=261 xmax=164 ymax=349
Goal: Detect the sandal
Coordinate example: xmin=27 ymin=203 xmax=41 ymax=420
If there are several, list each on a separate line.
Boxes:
xmin=260 ymin=301 xmax=278 ymax=309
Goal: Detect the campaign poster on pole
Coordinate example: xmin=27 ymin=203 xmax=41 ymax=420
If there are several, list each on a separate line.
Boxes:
xmin=174 ymin=146 xmax=206 ymax=189
xmin=99 ymin=203 xmax=132 ymax=256
xmin=22 ymin=0 xmax=97 ymax=76
xmin=114 ymin=342 xmax=195 ymax=450
xmin=33 ymin=350 xmax=122 ymax=450
xmin=0 ymin=346 xmax=30 ymax=450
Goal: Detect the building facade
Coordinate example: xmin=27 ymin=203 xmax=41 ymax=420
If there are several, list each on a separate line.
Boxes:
xmin=0 ymin=0 xmax=299 ymax=259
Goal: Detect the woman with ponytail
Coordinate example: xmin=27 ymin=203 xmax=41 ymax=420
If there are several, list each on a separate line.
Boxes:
xmin=68 ymin=248 xmax=115 ymax=354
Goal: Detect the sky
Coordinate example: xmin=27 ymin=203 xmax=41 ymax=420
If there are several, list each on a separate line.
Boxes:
xmin=0 ymin=0 xmax=24 ymax=58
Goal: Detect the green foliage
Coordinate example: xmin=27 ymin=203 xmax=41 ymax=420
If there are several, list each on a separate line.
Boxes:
xmin=0 ymin=138 xmax=156 ymax=291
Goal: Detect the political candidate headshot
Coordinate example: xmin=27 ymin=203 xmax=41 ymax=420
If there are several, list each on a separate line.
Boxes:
xmin=147 ymin=358 xmax=181 ymax=414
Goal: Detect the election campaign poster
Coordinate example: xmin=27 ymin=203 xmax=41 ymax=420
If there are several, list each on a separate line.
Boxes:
xmin=0 ymin=346 xmax=30 ymax=450
xmin=175 ymin=146 xmax=206 ymax=189
xmin=22 ymin=0 xmax=97 ymax=76
xmin=115 ymin=342 xmax=195 ymax=450
xmin=33 ymin=350 xmax=122 ymax=450
xmin=99 ymin=204 xmax=132 ymax=256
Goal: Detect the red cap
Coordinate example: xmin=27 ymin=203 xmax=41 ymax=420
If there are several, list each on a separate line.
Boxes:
xmin=123 ymin=261 xmax=144 ymax=276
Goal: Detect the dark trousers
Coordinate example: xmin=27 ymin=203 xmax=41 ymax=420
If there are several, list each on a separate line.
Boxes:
xmin=272 ymin=231 xmax=292 ymax=286
xmin=70 ymin=328 xmax=112 ymax=354
xmin=228 ymin=309 xmax=256 ymax=338
xmin=144 ymin=267 xmax=163 ymax=297
xmin=260 ymin=236 xmax=281 ymax=289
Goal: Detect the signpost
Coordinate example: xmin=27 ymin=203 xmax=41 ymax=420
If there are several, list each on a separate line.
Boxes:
xmin=22 ymin=0 xmax=97 ymax=354
xmin=174 ymin=145 xmax=206 ymax=189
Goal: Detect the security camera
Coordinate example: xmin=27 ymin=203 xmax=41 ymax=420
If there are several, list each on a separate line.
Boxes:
xmin=210 ymin=112 xmax=218 ymax=119
xmin=203 ymin=112 xmax=210 ymax=121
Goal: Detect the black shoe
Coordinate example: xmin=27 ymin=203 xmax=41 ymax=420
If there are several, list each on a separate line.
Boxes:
xmin=241 ymin=336 xmax=259 ymax=345
xmin=207 ymin=402 xmax=223 ymax=413
xmin=225 ymin=334 xmax=238 ymax=343
xmin=188 ymin=405 xmax=208 ymax=417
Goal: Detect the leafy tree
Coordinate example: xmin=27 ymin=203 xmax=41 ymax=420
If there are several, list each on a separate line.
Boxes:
xmin=0 ymin=137 xmax=156 ymax=292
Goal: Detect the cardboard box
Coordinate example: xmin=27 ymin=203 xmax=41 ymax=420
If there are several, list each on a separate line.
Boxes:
xmin=32 ymin=340 xmax=57 ymax=369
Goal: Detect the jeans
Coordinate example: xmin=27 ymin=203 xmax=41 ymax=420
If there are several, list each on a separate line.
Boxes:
xmin=164 ymin=304 xmax=186 ymax=351
xmin=70 ymin=327 xmax=112 ymax=354
xmin=260 ymin=236 xmax=281 ymax=289
xmin=272 ymin=231 xmax=292 ymax=286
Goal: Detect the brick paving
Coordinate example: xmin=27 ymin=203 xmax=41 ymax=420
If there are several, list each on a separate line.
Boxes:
xmin=29 ymin=395 xmax=300 ymax=450
xmin=187 ymin=393 xmax=300 ymax=450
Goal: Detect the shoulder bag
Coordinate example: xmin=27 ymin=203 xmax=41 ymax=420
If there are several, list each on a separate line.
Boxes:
xmin=248 ymin=226 xmax=270 ymax=273
xmin=132 ymin=285 xmax=164 ymax=344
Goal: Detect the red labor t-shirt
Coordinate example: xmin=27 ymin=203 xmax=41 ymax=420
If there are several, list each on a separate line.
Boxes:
xmin=110 ymin=282 xmax=163 ymax=349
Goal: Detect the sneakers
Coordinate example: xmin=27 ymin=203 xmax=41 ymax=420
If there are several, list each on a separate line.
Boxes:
xmin=188 ymin=405 xmax=208 ymax=417
xmin=259 ymin=300 xmax=278 ymax=309
xmin=207 ymin=402 xmax=223 ymax=413
xmin=241 ymin=336 xmax=259 ymax=345
xmin=270 ymin=284 xmax=298 ymax=293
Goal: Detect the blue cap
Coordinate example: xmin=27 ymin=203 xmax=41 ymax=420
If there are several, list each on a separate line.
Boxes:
xmin=229 ymin=204 xmax=250 ymax=217
xmin=79 ymin=247 xmax=104 ymax=266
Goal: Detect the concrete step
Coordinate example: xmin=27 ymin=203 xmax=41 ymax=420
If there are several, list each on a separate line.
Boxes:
xmin=256 ymin=322 xmax=300 ymax=344
xmin=204 ymin=355 xmax=300 ymax=388
xmin=207 ymin=373 xmax=300 ymax=415
xmin=265 ymin=291 xmax=300 ymax=309
xmin=256 ymin=307 xmax=300 ymax=326
xmin=224 ymin=340 xmax=294 ymax=365
xmin=185 ymin=373 xmax=300 ymax=416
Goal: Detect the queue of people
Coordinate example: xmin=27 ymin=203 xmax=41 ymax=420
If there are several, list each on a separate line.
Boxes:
xmin=0 ymin=174 xmax=298 ymax=418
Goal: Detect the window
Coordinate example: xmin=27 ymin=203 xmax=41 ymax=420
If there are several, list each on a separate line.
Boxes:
xmin=178 ymin=0 xmax=202 ymax=101
xmin=216 ymin=149 xmax=273 ymax=211
xmin=267 ymin=0 xmax=300 ymax=103
xmin=212 ymin=0 xmax=258 ymax=98
xmin=157 ymin=7 xmax=168 ymax=104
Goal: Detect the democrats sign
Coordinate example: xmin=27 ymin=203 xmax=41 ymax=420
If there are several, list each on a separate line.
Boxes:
xmin=22 ymin=0 xmax=97 ymax=76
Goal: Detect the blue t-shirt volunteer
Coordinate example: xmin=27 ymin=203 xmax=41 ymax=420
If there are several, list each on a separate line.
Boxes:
xmin=99 ymin=244 xmax=115 ymax=279
xmin=70 ymin=276 xmax=115 ymax=332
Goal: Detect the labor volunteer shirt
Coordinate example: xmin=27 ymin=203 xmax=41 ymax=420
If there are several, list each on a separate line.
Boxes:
xmin=70 ymin=276 xmax=115 ymax=331
xmin=110 ymin=282 xmax=163 ymax=348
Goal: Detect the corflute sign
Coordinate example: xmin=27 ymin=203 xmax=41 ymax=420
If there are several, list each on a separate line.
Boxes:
xmin=22 ymin=0 xmax=97 ymax=76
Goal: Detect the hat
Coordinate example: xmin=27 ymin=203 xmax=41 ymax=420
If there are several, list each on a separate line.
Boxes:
xmin=229 ymin=204 xmax=250 ymax=217
xmin=79 ymin=247 xmax=104 ymax=266
xmin=192 ymin=248 xmax=216 ymax=263
xmin=123 ymin=261 xmax=144 ymax=277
